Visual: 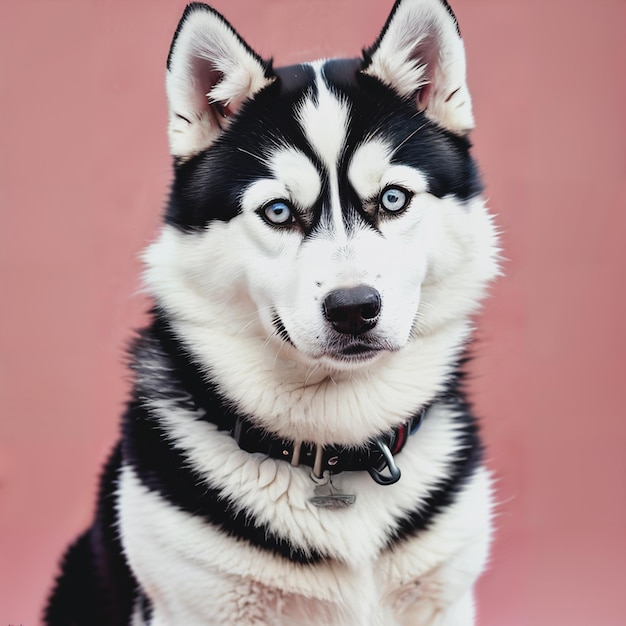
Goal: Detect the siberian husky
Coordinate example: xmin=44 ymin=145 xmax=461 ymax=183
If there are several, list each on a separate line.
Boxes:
xmin=45 ymin=0 xmax=499 ymax=624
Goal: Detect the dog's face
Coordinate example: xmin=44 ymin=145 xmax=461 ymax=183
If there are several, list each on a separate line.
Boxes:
xmin=145 ymin=0 xmax=499 ymax=374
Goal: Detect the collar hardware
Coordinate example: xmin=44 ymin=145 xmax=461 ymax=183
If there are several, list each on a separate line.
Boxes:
xmin=367 ymin=439 xmax=402 ymax=485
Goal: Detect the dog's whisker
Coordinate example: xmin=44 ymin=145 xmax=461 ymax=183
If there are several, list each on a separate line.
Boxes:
xmin=392 ymin=122 xmax=428 ymax=155
xmin=236 ymin=147 xmax=269 ymax=165
xmin=271 ymin=337 xmax=287 ymax=370
xmin=303 ymin=363 xmax=322 ymax=387
xmin=234 ymin=318 xmax=260 ymax=338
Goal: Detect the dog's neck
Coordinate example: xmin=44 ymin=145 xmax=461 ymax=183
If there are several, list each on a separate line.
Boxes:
xmin=135 ymin=310 xmax=471 ymax=449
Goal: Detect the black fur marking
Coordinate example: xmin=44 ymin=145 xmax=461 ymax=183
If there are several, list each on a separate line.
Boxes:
xmin=124 ymin=317 xmax=327 ymax=565
xmin=44 ymin=444 xmax=136 ymax=626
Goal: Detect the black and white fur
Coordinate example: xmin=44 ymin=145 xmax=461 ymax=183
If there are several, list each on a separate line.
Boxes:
xmin=45 ymin=1 xmax=499 ymax=624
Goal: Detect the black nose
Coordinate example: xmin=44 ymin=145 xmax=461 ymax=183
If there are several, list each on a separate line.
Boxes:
xmin=323 ymin=285 xmax=381 ymax=335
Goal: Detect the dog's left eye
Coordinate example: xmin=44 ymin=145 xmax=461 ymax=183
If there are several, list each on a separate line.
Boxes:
xmin=379 ymin=186 xmax=411 ymax=214
xmin=261 ymin=200 xmax=295 ymax=226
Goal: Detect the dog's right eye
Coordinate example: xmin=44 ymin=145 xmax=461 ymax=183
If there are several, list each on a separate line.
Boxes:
xmin=261 ymin=200 xmax=295 ymax=227
xmin=379 ymin=186 xmax=412 ymax=214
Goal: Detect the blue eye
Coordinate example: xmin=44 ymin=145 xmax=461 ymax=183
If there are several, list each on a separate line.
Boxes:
xmin=262 ymin=200 xmax=294 ymax=226
xmin=380 ymin=186 xmax=410 ymax=213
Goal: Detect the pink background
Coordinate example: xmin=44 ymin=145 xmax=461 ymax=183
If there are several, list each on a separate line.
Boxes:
xmin=1 ymin=0 xmax=625 ymax=624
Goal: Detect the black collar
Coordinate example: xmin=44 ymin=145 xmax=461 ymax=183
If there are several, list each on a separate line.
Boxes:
xmin=226 ymin=409 xmax=426 ymax=486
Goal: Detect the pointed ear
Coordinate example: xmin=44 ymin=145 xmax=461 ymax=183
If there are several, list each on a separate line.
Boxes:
xmin=362 ymin=0 xmax=474 ymax=134
xmin=166 ymin=4 xmax=274 ymax=160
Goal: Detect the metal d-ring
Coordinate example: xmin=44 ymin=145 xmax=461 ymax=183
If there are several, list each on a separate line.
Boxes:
xmin=368 ymin=439 xmax=402 ymax=485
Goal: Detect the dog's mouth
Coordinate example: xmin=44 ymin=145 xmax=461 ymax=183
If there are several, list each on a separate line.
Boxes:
xmin=271 ymin=311 xmax=393 ymax=364
xmin=334 ymin=342 xmax=384 ymax=361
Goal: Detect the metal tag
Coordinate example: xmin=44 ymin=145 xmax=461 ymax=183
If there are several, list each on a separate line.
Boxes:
xmin=309 ymin=473 xmax=356 ymax=509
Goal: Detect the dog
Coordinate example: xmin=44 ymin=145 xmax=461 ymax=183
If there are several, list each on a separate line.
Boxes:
xmin=45 ymin=0 xmax=499 ymax=624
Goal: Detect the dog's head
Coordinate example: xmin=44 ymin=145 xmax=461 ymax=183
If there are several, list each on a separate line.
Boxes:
xmin=145 ymin=0 xmax=499 ymax=374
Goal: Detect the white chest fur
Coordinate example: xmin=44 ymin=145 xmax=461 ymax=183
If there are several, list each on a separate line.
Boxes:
xmin=118 ymin=403 xmax=492 ymax=625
